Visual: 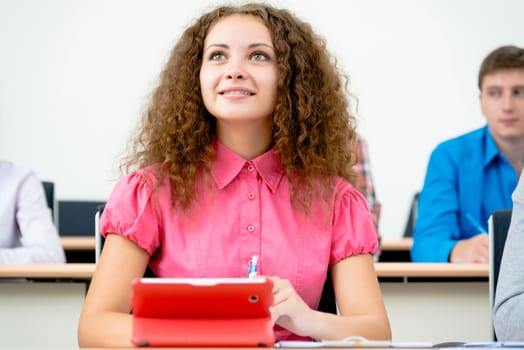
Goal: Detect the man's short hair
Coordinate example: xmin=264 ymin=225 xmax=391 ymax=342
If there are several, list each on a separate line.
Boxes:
xmin=478 ymin=45 xmax=524 ymax=90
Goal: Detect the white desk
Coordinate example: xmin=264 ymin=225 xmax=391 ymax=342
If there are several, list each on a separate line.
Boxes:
xmin=0 ymin=263 xmax=490 ymax=347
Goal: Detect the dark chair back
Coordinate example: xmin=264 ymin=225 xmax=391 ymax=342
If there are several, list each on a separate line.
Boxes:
xmin=95 ymin=204 xmax=106 ymax=263
xmin=403 ymin=192 xmax=420 ymax=237
xmin=318 ymin=270 xmax=337 ymax=314
xmin=58 ymin=200 xmax=106 ymax=236
xmin=41 ymin=181 xmax=55 ymax=221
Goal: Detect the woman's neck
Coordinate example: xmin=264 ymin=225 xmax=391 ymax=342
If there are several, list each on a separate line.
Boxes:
xmin=216 ymin=120 xmax=272 ymax=160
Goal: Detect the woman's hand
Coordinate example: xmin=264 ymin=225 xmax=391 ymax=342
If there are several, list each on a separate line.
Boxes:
xmin=266 ymin=276 xmax=318 ymax=337
xmin=265 ymin=255 xmax=391 ymax=341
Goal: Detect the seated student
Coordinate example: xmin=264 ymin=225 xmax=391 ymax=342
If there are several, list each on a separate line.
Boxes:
xmin=411 ymin=45 xmax=524 ymax=263
xmin=493 ymin=169 xmax=524 ymax=340
xmin=0 ymin=160 xmax=65 ymax=264
xmin=353 ymin=134 xmax=381 ymax=258
xmin=354 ymin=134 xmax=381 ymax=234
xmin=77 ymin=3 xmax=391 ymax=347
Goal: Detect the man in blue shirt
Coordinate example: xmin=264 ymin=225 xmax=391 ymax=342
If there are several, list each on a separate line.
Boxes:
xmin=411 ymin=45 xmax=524 ymax=263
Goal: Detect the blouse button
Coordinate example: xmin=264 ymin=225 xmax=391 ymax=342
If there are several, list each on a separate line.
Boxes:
xmin=247 ymin=225 xmax=255 ymax=233
xmin=247 ymin=165 xmax=255 ymax=172
xmin=248 ymin=192 xmax=255 ymax=200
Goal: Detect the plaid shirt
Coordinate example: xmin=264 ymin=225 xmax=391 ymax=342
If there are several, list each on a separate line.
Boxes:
xmin=353 ymin=134 xmax=381 ymax=239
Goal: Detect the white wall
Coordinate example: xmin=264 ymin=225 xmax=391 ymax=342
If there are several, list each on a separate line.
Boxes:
xmin=1 ymin=0 xmax=523 ymax=240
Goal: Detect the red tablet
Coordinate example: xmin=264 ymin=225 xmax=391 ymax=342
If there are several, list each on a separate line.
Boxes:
xmin=130 ymin=277 xmax=275 ymax=347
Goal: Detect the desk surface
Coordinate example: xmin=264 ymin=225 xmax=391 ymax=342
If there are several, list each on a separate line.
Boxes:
xmin=7 ymin=344 xmax=509 ymax=349
xmin=381 ymin=238 xmax=412 ymax=251
xmin=376 ymin=262 xmax=487 ymax=277
xmin=61 ymin=236 xmax=95 ymax=250
xmin=0 ymin=262 xmax=488 ymax=279
xmin=62 ymin=237 xmax=414 ymax=251
xmin=0 ymin=263 xmax=95 ymax=279
xmin=80 ymin=348 xmax=402 ymax=350
xmin=79 ymin=348 xmax=428 ymax=350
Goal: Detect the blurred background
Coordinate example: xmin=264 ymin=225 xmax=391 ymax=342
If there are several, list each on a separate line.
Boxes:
xmin=1 ymin=0 xmax=523 ymax=239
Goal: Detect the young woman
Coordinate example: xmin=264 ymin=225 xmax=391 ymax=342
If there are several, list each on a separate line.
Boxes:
xmin=78 ymin=3 xmax=391 ymax=347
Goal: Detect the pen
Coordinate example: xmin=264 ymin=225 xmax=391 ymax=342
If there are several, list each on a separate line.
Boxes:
xmin=466 ymin=213 xmax=486 ymax=234
xmin=247 ymin=255 xmax=258 ymax=278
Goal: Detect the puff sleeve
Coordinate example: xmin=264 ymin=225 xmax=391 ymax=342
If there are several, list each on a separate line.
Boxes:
xmin=99 ymin=170 xmax=162 ymax=256
xmin=330 ymin=181 xmax=379 ymax=265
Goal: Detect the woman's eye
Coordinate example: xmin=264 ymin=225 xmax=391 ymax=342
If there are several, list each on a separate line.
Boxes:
xmin=251 ymin=52 xmax=269 ymax=61
xmin=210 ymin=52 xmax=226 ymax=61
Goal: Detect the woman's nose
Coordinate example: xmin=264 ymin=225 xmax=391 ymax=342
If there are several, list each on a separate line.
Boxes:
xmin=225 ymin=58 xmax=246 ymax=80
xmin=226 ymin=70 xmax=245 ymax=80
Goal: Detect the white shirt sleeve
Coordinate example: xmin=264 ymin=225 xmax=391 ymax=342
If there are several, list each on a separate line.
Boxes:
xmin=0 ymin=162 xmax=66 ymax=264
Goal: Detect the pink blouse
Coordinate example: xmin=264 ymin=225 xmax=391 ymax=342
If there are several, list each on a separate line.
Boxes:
xmin=100 ymin=141 xmax=378 ymax=341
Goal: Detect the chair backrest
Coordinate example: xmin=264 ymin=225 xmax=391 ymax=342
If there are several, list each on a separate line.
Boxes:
xmin=41 ymin=181 xmax=55 ymax=221
xmin=94 ymin=204 xmax=106 ymax=263
xmin=403 ymin=192 xmax=420 ymax=237
xmin=58 ymin=200 xmax=106 ymax=236
xmin=318 ymin=269 xmax=337 ymax=314
xmin=488 ymin=208 xmax=512 ymax=341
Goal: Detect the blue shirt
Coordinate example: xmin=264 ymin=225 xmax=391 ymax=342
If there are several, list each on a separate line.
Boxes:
xmin=411 ymin=126 xmax=517 ymax=262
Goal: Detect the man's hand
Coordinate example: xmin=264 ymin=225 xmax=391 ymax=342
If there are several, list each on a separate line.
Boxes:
xmin=449 ymin=234 xmax=489 ymax=263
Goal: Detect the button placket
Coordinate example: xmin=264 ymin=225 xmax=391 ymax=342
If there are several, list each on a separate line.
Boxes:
xmin=239 ymin=161 xmax=261 ymax=275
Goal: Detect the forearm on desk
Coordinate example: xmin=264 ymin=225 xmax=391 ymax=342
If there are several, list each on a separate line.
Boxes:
xmin=308 ymin=310 xmax=392 ymax=341
xmin=78 ymin=311 xmax=133 ymax=348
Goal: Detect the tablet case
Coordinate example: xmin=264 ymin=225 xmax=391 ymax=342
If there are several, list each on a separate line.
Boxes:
xmin=130 ymin=277 xmax=275 ymax=347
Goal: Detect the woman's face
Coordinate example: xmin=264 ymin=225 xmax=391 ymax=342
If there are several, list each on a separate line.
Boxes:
xmin=199 ymin=14 xmax=278 ymax=127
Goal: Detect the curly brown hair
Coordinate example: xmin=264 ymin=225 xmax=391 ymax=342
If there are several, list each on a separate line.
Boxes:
xmin=122 ymin=3 xmax=358 ymax=211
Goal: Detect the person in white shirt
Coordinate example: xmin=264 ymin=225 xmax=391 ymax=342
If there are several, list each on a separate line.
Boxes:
xmin=0 ymin=161 xmax=65 ymax=263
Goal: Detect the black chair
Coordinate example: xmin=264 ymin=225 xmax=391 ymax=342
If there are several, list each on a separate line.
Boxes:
xmin=94 ymin=204 xmax=106 ymax=263
xmin=489 ymin=209 xmax=512 ymax=341
xmin=41 ymin=181 xmax=55 ymax=221
xmin=318 ymin=270 xmax=337 ymax=314
xmin=58 ymin=200 xmax=106 ymax=236
xmin=94 ymin=204 xmax=337 ymax=314
xmin=402 ymin=192 xmax=420 ymax=237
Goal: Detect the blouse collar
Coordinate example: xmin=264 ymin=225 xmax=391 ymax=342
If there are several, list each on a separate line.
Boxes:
xmin=211 ymin=140 xmax=285 ymax=192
